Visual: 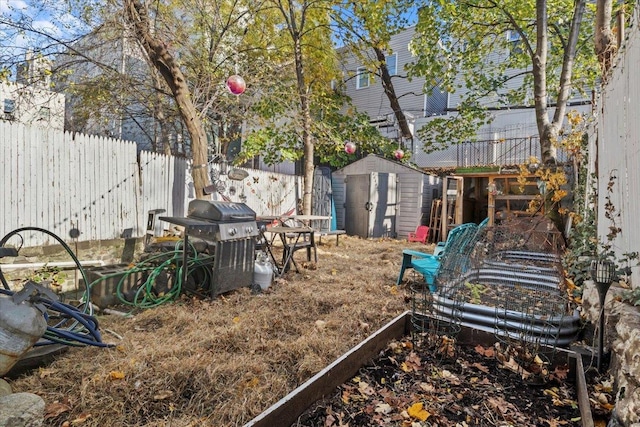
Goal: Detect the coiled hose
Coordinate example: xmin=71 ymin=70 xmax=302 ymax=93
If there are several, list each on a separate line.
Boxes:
xmin=88 ymin=240 xmax=214 ymax=310
xmin=0 ymin=227 xmax=214 ymax=348
xmin=0 ymin=227 xmax=110 ymax=347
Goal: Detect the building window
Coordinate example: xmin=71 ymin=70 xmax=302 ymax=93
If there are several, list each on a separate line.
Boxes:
xmin=356 ymin=67 xmax=370 ymax=89
xmin=386 ymin=53 xmax=397 ymax=76
xmin=4 ymin=99 xmax=15 ymax=120
xmin=4 ymin=99 xmax=15 ymax=114
xmin=507 ymin=30 xmax=523 ymax=54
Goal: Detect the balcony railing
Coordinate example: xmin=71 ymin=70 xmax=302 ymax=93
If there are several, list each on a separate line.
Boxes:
xmin=456 ymin=136 xmax=568 ymax=168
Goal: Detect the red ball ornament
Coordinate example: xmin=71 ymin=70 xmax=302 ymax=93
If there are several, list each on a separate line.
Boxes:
xmin=226 ymin=75 xmax=246 ymax=95
xmin=344 ymin=141 xmax=356 ymax=154
xmin=394 ymin=149 xmax=404 ymax=160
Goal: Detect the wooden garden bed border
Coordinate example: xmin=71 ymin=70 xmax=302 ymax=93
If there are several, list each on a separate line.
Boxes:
xmin=244 ymin=310 xmax=593 ymax=427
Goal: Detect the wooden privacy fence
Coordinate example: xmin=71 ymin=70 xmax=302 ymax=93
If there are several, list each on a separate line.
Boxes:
xmin=1 ymin=121 xmax=301 ymax=247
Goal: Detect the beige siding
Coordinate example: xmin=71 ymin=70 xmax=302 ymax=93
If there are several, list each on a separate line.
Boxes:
xmin=332 ymin=155 xmax=440 ymax=238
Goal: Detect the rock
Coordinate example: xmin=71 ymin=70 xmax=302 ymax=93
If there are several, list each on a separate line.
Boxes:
xmin=0 ymin=378 xmax=11 ymax=397
xmin=0 ymin=392 xmax=45 ymax=427
xmin=610 ymin=302 xmax=640 ymax=426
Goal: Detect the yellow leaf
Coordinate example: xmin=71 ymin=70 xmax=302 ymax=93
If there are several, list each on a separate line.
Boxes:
xmin=407 ymin=402 xmax=430 ymax=421
xmin=400 ymin=362 xmax=412 ymax=373
xmin=233 ymin=316 xmax=240 ymax=323
xmin=109 ymin=371 xmax=125 ymax=380
xmin=390 ymin=285 xmax=398 ymax=295
xmin=245 ymin=377 xmax=260 ymax=388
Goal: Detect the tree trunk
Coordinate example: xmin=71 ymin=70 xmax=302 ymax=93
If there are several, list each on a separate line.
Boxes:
xmin=595 ymin=0 xmax=615 ymax=75
xmin=534 ymin=0 xmax=585 ymax=165
xmin=373 ymin=46 xmax=413 ymax=145
xmin=292 ymin=38 xmax=314 ymax=216
xmin=124 ymin=0 xmax=211 ymax=199
xmin=532 ymin=0 xmax=554 ymax=163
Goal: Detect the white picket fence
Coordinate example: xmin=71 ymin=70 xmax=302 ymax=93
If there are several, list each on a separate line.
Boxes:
xmin=0 ymin=121 xmax=301 ymax=247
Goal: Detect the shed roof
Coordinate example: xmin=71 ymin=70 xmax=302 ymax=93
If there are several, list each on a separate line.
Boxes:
xmin=336 ymin=154 xmax=436 ymax=176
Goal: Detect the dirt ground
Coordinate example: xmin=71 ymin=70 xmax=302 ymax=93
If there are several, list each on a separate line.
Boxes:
xmin=8 ymin=235 xmax=426 ymax=427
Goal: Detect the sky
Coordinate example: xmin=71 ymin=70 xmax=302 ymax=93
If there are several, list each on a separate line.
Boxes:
xmin=0 ymin=0 xmax=89 ymax=52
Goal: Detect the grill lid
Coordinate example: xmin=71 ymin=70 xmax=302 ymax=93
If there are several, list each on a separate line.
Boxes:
xmin=187 ymin=200 xmax=256 ymax=222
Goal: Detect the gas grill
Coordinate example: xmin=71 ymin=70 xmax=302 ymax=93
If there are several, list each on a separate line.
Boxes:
xmin=160 ymin=200 xmax=259 ymax=297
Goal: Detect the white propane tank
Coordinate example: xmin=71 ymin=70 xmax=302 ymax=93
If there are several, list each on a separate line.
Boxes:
xmin=0 ymin=284 xmax=48 ymax=376
xmin=253 ymin=252 xmax=274 ymax=291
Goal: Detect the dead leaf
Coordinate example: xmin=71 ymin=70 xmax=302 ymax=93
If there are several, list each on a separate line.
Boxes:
xmin=153 ymin=390 xmax=174 ymax=400
xmin=471 ymin=362 xmax=489 ymax=373
xmin=71 ymin=413 xmax=92 ymax=425
xmin=500 ymin=356 xmax=531 ymax=379
xmin=438 ymin=336 xmax=456 ymax=357
xmin=440 ymin=369 xmax=461 ymax=385
xmin=419 ymin=382 xmax=435 ymax=393
xmin=315 ymin=320 xmax=327 ymax=330
xmin=44 ymin=401 xmax=71 ymax=419
xmin=108 ymin=371 xmax=125 ymax=380
xmin=357 ymin=381 xmax=375 ymax=396
xmin=403 ymin=352 xmax=421 ymax=372
xmin=407 ymin=402 xmax=430 ymax=421
xmin=39 ymin=368 xmax=58 ymax=379
xmin=374 ymin=402 xmax=393 ymax=415
xmin=540 ymin=416 xmax=569 ymax=426
xmin=550 ymin=365 xmax=569 ymax=381
xmin=474 ymin=345 xmax=494 ymax=358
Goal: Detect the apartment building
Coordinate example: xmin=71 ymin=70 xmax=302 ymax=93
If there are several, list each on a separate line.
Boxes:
xmin=0 ymin=53 xmax=65 ymax=130
xmin=340 ymin=26 xmax=591 ymax=169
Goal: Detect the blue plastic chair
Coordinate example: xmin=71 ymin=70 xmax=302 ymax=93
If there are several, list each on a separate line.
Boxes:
xmin=396 ymin=220 xmax=488 ymax=289
xmin=396 ymin=249 xmax=440 ymax=291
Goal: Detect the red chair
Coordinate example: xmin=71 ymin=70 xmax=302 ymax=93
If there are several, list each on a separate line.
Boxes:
xmin=408 ymin=225 xmax=429 ymax=244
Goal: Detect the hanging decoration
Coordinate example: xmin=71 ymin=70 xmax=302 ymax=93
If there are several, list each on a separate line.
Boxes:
xmin=344 ymin=141 xmax=356 ymax=154
xmin=393 ymin=149 xmax=404 ymax=160
xmin=226 ymin=75 xmax=246 ymax=95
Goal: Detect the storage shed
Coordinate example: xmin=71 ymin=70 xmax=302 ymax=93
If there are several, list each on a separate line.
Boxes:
xmin=331 ymin=154 xmax=441 ymax=239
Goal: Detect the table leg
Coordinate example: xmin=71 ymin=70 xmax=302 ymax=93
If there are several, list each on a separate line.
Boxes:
xmin=260 ymin=229 xmax=282 ymax=276
xmin=279 ymin=232 xmax=302 ymax=275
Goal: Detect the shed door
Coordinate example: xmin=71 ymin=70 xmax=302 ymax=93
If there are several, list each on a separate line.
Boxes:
xmin=312 ymin=167 xmax=332 ymax=220
xmin=345 ymin=173 xmax=397 ymax=238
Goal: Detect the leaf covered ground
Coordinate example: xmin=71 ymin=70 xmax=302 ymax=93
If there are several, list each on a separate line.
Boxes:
xmin=296 ymin=337 xmax=584 ymax=427
xmin=6 ymin=235 xmax=613 ymax=426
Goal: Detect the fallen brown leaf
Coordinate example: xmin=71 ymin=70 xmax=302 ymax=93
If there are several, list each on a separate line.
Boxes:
xmin=472 ymin=362 xmax=489 ymax=373
xmin=44 ymin=401 xmax=71 ymax=420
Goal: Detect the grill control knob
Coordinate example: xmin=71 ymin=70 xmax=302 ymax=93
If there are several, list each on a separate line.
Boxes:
xmin=229 ymin=227 xmax=237 ymax=236
xmin=245 ymin=226 xmax=254 ymax=233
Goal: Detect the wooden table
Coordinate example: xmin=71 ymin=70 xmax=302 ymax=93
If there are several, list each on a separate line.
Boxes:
xmin=266 ymin=226 xmax=316 ymax=276
xmin=289 ymin=215 xmax=332 ymax=233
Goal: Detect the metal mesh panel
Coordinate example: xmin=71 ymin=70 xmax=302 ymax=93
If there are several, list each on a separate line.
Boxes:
xmin=410 ymin=224 xmax=482 ymax=353
xmin=464 ymin=218 xmax=578 ymax=363
xmin=412 ymin=217 xmax=580 ymax=369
